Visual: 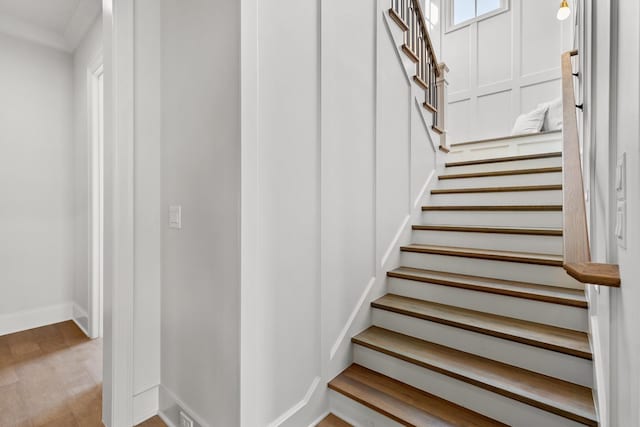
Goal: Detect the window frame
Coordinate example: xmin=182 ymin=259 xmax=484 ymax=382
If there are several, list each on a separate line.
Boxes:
xmin=445 ymin=0 xmax=510 ymax=33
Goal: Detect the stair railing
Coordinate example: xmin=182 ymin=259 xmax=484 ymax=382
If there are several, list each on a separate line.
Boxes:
xmin=560 ymin=50 xmax=620 ymax=287
xmin=389 ymin=0 xmax=449 ymax=151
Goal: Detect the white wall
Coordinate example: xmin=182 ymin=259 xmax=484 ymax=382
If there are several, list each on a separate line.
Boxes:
xmin=159 ymin=1 xmax=241 ymax=426
xmin=133 ymin=0 xmax=162 ymax=418
xmin=241 ymin=1 xmax=444 ymax=425
xmin=72 ymin=18 xmax=102 ymax=333
xmin=242 ymin=0 xmax=321 ymax=424
xmin=578 ymin=0 xmax=614 ymax=421
xmin=608 ymin=0 xmax=640 ymax=425
xmin=442 ymin=0 xmax=573 ymax=143
xmin=0 ymin=32 xmax=74 ymax=333
xmin=580 ymin=0 xmax=640 ymax=425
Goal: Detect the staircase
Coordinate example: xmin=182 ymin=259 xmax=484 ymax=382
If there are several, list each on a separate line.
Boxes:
xmin=324 ymin=134 xmax=600 ymax=426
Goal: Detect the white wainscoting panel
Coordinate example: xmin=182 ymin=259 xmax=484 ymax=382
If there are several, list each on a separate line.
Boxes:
xmin=442 ymin=0 xmax=574 ymax=143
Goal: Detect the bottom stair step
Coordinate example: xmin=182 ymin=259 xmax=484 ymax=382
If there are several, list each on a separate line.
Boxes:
xmin=316 ymin=413 xmax=352 ymax=427
xmin=353 ymin=327 xmax=597 ymax=426
xmin=328 ymin=364 xmax=508 ymax=427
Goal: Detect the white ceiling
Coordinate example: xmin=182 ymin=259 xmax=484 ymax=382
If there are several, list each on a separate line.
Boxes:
xmin=0 ymin=0 xmax=101 ymax=52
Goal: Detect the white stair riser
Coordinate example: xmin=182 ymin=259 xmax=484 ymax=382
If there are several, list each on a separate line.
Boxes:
xmin=371 ymin=310 xmax=593 ymax=387
xmin=354 ymin=346 xmax=587 ymax=427
xmin=445 ymin=157 xmax=562 ymax=174
xmin=411 ymin=229 xmax=563 ymax=255
xmin=387 ymin=277 xmax=587 ymax=331
xmin=428 ymin=190 xmax=563 ymax=206
xmin=328 ymin=391 xmax=403 ymax=427
xmin=421 ymin=210 xmax=562 ymax=228
xmin=436 ymin=172 xmax=562 ymax=188
xmin=448 ymin=139 xmax=563 ymax=163
xmin=447 ymin=145 xmax=513 ymax=163
xmin=400 ymin=252 xmax=583 ymax=289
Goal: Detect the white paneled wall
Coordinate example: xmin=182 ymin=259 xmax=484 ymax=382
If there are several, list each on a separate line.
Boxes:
xmin=240 ymin=1 xmax=445 ymax=425
xmin=441 ymin=0 xmax=574 ymax=143
xmin=160 ymin=1 xmax=240 ymax=426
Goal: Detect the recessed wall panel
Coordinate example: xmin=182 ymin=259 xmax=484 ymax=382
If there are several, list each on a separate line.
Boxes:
xmin=477 ymin=90 xmax=512 ymax=139
xmin=521 ymin=79 xmax=561 ymax=113
xmin=448 ymin=99 xmax=471 ymax=143
xmin=521 ymin=0 xmax=562 ymax=76
xmin=444 ymin=26 xmax=471 ymax=93
xmin=478 ymin=11 xmax=511 ymax=86
xmin=377 ymin=24 xmax=410 ymax=259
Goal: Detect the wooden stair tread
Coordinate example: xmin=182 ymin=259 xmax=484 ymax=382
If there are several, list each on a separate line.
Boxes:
xmin=438 ymin=166 xmax=562 ymax=180
xmin=315 ymin=413 xmax=352 ymax=427
xmin=353 ymin=327 xmax=597 ymax=426
xmin=372 ymin=294 xmax=591 ymax=358
xmin=446 ymin=152 xmax=562 ymax=167
xmin=422 ymin=205 xmax=562 ymax=211
xmin=402 ymin=44 xmax=419 ymax=62
xmin=329 ymin=364 xmax=507 ymax=427
xmin=401 ymin=244 xmax=564 ymax=266
xmin=431 ymin=184 xmax=562 ymax=194
xmin=423 ymin=101 xmax=437 ymax=113
xmin=388 ymin=267 xmax=586 ymax=308
xmin=432 ymin=125 xmax=444 ymax=134
xmin=388 ymin=8 xmax=409 ymax=32
xmin=412 ymin=225 xmax=563 ymax=236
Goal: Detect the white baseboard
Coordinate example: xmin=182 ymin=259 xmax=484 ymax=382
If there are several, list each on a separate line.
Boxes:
xmin=307 ymin=411 xmax=331 ymax=427
xmin=159 ymin=384 xmax=212 ymax=427
xmin=72 ymin=303 xmax=90 ymax=337
xmin=157 ymin=412 xmax=177 ymax=427
xmin=0 ymin=302 xmax=73 ymax=336
xmin=328 ymin=169 xmax=437 ymax=372
xmin=133 ymin=385 xmax=160 ymax=425
xmin=268 ymin=376 xmax=321 ymax=427
xmin=330 ymin=277 xmax=376 ymax=361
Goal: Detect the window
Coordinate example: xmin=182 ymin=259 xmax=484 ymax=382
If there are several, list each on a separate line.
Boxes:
xmin=423 ymin=0 xmax=440 ymax=32
xmin=449 ymin=0 xmax=508 ymax=29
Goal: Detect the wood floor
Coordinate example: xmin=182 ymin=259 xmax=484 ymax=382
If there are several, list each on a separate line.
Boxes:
xmin=136 ymin=416 xmax=167 ymax=427
xmin=0 ymin=321 xmax=166 ymax=427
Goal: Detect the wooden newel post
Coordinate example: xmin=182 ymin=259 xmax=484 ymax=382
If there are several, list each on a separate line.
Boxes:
xmin=436 ymin=62 xmax=449 ymax=151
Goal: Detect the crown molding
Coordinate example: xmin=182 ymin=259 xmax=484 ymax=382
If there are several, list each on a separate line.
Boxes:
xmin=0 ymin=0 xmax=101 ymax=54
xmin=0 ymin=13 xmax=71 ymax=52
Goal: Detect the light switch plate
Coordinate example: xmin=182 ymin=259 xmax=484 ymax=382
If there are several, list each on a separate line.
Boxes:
xmin=616 ymin=153 xmax=626 ymax=201
xmin=616 ymin=200 xmax=626 ymax=249
xmin=169 ymin=205 xmax=182 ymax=229
xmin=179 ymin=411 xmax=194 ymax=427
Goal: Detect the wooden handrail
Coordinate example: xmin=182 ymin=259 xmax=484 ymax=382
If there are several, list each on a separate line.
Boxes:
xmin=560 ymin=50 xmax=620 ymax=287
xmin=389 ymin=0 xmax=448 ymax=150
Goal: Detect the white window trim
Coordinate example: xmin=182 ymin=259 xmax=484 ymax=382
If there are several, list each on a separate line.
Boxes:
xmin=445 ymin=0 xmax=510 ymax=33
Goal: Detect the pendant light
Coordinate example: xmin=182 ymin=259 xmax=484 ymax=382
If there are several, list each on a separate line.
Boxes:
xmin=557 ymin=0 xmax=571 ymax=21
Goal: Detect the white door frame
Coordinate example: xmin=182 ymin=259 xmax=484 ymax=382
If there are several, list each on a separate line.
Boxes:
xmin=88 ymin=53 xmax=104 ymax=340
xmin=581 ymin=0 xmax=614 ymax=425
xmin=102 ymin=0 xmax=135 ymax=425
